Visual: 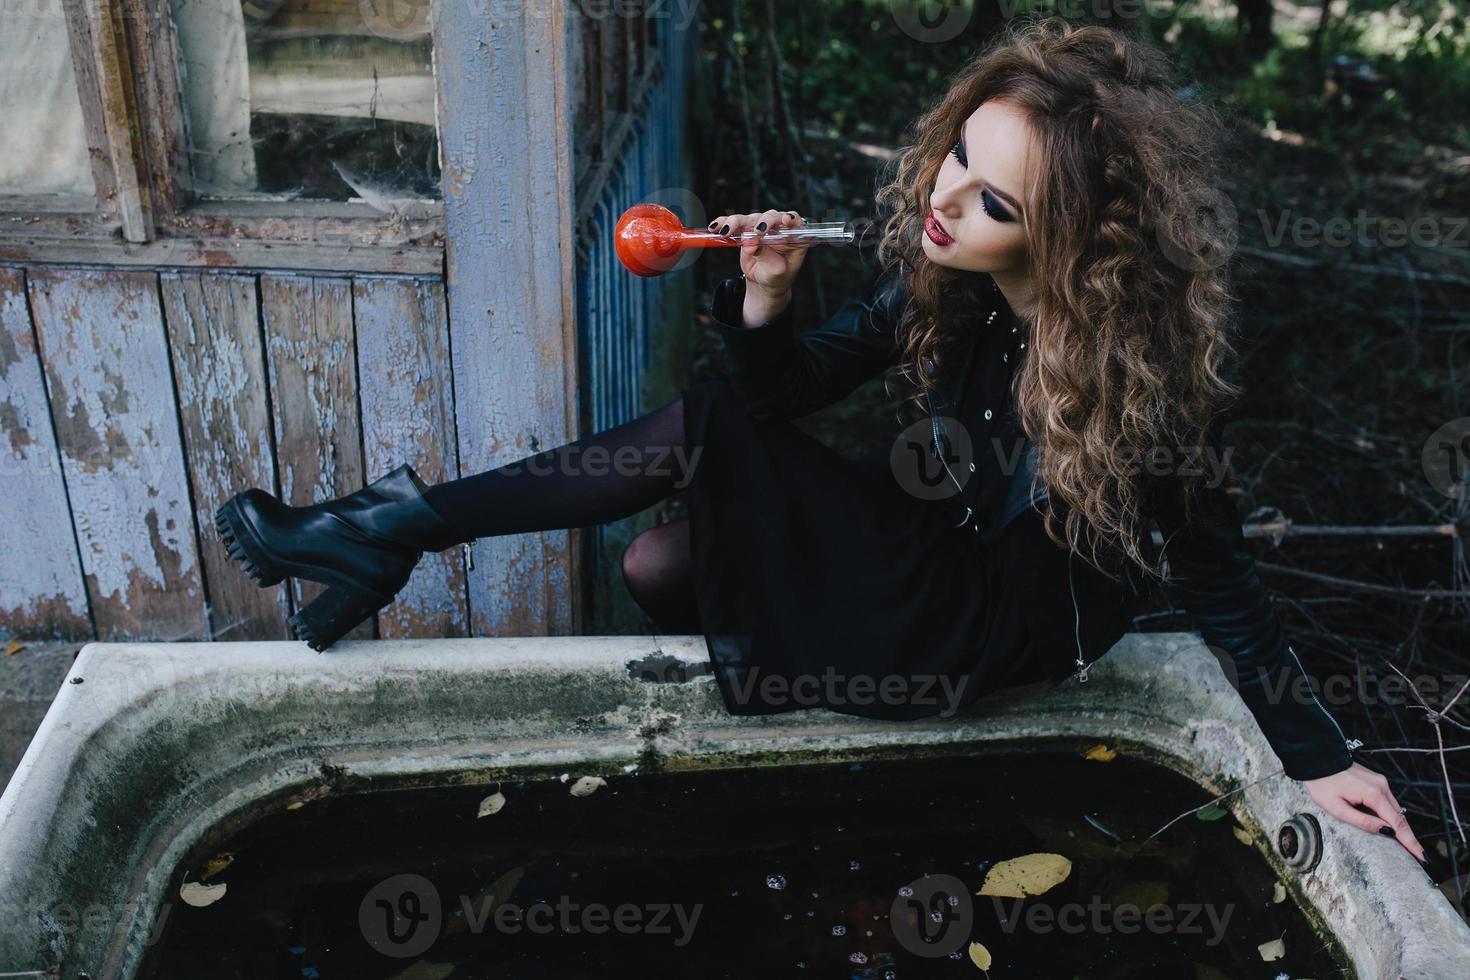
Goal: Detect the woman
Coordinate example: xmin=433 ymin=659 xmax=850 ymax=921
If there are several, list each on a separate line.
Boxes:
xmin=215 ymin=18 xmax=1424 ymax=862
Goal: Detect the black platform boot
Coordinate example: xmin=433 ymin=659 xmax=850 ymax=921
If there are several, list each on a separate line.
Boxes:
xmin=214 ymin=463 xmax=472 ymax=652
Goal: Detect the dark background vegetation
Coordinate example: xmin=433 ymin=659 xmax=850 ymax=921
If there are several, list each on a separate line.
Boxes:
xmin=681 ymin=0 xmax=1470 ymax=900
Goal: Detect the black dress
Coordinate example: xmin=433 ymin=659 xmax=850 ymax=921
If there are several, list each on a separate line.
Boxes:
xmin=678 ymin=275 xmax=1135 ymax=722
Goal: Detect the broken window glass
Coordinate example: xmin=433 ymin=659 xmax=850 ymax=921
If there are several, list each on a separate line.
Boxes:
xmin=169 ymin=0 xmax=441 ymax=206
xmin=0 ymin=0 xmax=94 ymax=199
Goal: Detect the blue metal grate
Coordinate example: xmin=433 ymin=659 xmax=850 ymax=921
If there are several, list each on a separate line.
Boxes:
xmin=572 ymin=14 xmax=694 ymax=605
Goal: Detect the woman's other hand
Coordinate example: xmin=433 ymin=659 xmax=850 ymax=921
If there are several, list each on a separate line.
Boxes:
xmin=1303 ymin=762 xmax=1427 ymax=863
xmin=708 ymin=209 xmax=810 ymax=298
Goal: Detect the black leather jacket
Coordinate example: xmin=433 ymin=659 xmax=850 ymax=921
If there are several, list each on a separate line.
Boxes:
xmin=709 ymin=265 xmax=1358 ymax=781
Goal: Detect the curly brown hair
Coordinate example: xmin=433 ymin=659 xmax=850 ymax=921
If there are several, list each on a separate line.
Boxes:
xmin=872 ymin=15 xmax=1241 ymax=579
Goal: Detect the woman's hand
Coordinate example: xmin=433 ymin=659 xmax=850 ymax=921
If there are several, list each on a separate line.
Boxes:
xmin=708 ymin=208 xmax=810 ymax=297
xmin=1303 ymin=762 xmax=1427 ymax=863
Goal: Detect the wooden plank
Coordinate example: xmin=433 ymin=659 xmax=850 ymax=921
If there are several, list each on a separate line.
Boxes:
xmin=26 ymin=268 xmax=206 ymax=640
xmin=0 ymin=236 xmax=444 ymax=276
xmin=435 ymin=0 xmax=581 ymax=635
xmin=60 ymin=0 xmax=151 ymax=241
xmin=259 ymin=274 xmax=373 ymax=641
xmin=82 ymin=0 xmax=152 ymax=241
xmin=352 ymin=277 xmax=467 ymax=638
xmin=160 ymin=271 xmax=290 ymax=640
xmin=0 ymin=269 xmax=92 ymax=639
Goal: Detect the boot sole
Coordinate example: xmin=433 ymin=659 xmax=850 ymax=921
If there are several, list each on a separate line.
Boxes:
xmin=214 ymin=497 xmax=286 ymax=588
xmin=214 ymin=493 xmax=400 ymax=595
xmin=288 ymin=585 xmax=389 ymax=653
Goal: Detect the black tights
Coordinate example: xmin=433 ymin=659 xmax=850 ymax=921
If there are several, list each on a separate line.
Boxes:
xmin=420 ymin=394 xmax=701 ymax=631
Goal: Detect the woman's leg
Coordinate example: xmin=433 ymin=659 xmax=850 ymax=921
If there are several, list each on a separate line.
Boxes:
xmin=421 ymin=394 xmax=691 ymax=538
xmin=219 ymin=392 xmax=700 ymax=652
xmin=621 ymin=517 xmax=701 ymax=632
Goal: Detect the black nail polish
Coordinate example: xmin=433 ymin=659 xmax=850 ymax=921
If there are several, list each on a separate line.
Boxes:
xmin=708 ymin=221 xmax=718 ymax=229
xmin=720 ymin=224 xmax=730 ymax=235
xmin=756 ymin=221 xmax=767 ymax=232
xmin=1379 ymin=826 xmax=1397 ymax=837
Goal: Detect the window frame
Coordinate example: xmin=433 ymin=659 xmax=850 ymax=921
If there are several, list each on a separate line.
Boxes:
xmin=0 ymin=0 xmax=446 ymax=275
xmin=0 ymin=0 xmax=149 ymax=243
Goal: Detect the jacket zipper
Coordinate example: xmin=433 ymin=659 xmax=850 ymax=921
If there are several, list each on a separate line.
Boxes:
xmin=1068 ymin=550 xmax=1089 ymax=683
xmin=925 ymin=391 xmax=972 ymax=527
xmin=1286 ymin=642 xmax=1364 ymax=754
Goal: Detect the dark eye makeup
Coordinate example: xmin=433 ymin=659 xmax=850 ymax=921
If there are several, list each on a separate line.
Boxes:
xmin=948 ymin=138 xmax=1015 ymax=224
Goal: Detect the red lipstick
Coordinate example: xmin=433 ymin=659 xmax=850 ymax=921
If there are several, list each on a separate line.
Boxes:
xmin=925 ymin=211 xmax=954 ymax=246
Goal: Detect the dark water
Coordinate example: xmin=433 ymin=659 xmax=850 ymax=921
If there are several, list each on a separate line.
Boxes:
xmin=136 ymin=751 xmax=1350 ymax=979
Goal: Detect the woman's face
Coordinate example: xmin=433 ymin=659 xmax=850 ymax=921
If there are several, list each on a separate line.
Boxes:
xmin=923 ymin=99 xmax=1037 ymax=277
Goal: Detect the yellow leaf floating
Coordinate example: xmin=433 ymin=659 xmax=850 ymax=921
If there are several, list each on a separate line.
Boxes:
xmin=968 ymin=941 xmax=992 ymax=971
xmin=1232 ymin=825 xmax=1254 ymax=846
xmin=977 ymin=852 xmax=1072 ymax=898
xmin=1082 ymin=743 xmax=1116 ymax=762
xmin=5 ymin=640 xmax=23 ymax=656
xmin=200 ymin=851 xmax=234 ymax=879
